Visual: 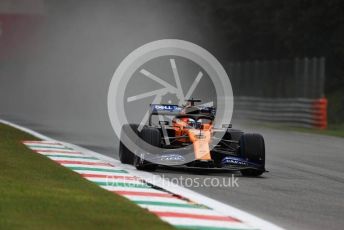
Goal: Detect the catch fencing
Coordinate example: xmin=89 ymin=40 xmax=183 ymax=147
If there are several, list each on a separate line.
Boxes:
xmin=227 ymin=57 xmax=327 ymax=129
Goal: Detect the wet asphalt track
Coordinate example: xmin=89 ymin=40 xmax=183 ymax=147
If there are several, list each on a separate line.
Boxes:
xmin=1 ymin=2 xmax=343 ymax=229
xmin=3 ymin=117 xmax=344 ymax=230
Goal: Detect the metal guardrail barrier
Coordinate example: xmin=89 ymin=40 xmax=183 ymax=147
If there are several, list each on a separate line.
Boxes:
xmin=233 ymin=96 xmax=327 ymax=129
xmin=227 ymin=57 xmax=327 ymax=129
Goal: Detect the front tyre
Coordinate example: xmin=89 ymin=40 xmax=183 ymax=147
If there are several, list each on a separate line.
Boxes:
xmin=133 ymin=126 xmax=160 ymax=171
xmin=118 ymin=124 xmax=139 ymax=164
xmin=133 ymin=154 xmax=157 ymax=171
xmin=239 ymin=133 xmax=265 ymax=177
xmin=240 ymin=168 xmax=264 ymax=177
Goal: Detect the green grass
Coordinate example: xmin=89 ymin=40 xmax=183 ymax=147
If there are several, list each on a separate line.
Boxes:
xmin=254 ymin=122 xmax=344 ymax=138
xmin=0 ymin=124 xmax=174 ymax=230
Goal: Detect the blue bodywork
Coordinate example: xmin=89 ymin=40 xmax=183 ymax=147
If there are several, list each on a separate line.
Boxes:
xmin=221 ymin=156 xmax=263 ymax=169
xmin=147 ymin=152 xmax=263 ymax=170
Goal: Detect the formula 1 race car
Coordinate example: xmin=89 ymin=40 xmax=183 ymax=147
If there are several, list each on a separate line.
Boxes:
xmin=119 ymin=99 xmax=266 ymax=176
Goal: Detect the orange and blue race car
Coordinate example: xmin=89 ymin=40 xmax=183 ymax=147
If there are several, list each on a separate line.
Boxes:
xmin=118 ymin=99 xmax=266 ymax=176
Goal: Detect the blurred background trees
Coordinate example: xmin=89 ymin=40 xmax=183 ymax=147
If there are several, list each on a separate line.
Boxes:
xmin=1 ymin=0 xmax=343 ymax=126
xmin=200 ymin=0 xmax=344 ymax=124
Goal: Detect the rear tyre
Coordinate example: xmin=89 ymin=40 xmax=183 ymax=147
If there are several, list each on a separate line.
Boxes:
xmin=134 ymin=126 xmax=160 ymax=171
xmin=118 ymin=124 xmax=139 ymax=164
xmin=239 ymin=133 xmax=265 ymax=177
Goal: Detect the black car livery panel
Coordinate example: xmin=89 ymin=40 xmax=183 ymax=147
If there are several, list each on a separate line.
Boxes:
xmin=118 ymin=99 xmax=266 ymax=176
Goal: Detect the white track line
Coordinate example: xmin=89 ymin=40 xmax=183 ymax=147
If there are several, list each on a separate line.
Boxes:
xmin=0 ymin=119 xmax=284 ymax=230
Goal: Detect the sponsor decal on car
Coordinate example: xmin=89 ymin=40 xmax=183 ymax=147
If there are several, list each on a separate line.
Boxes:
xmin=221 ymin=156 xmax=248 ymax=166
xmin=159 ymin=153 xmax=185 ymax=163
xmin=152 ymin=104 xmax=182 ymax=113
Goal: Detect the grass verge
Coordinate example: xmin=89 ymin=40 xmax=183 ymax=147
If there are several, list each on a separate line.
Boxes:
xmin=0 ymin=124 xmax=174 ymax=230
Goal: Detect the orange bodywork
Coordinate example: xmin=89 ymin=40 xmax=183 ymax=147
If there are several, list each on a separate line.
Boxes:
xmin=188 ymin=129 xmax=212 ymax=160
xmin=173 ymin=118 xmax=213 ymax=160
xmin=173 ymin=118 xmax=189 ymax=143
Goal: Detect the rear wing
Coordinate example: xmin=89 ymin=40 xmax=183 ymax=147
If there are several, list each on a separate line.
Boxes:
xmin=150 ymin=104 xmax=183 ymax=115
xmin=149 ymin=104 xmax=182 ymax=126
